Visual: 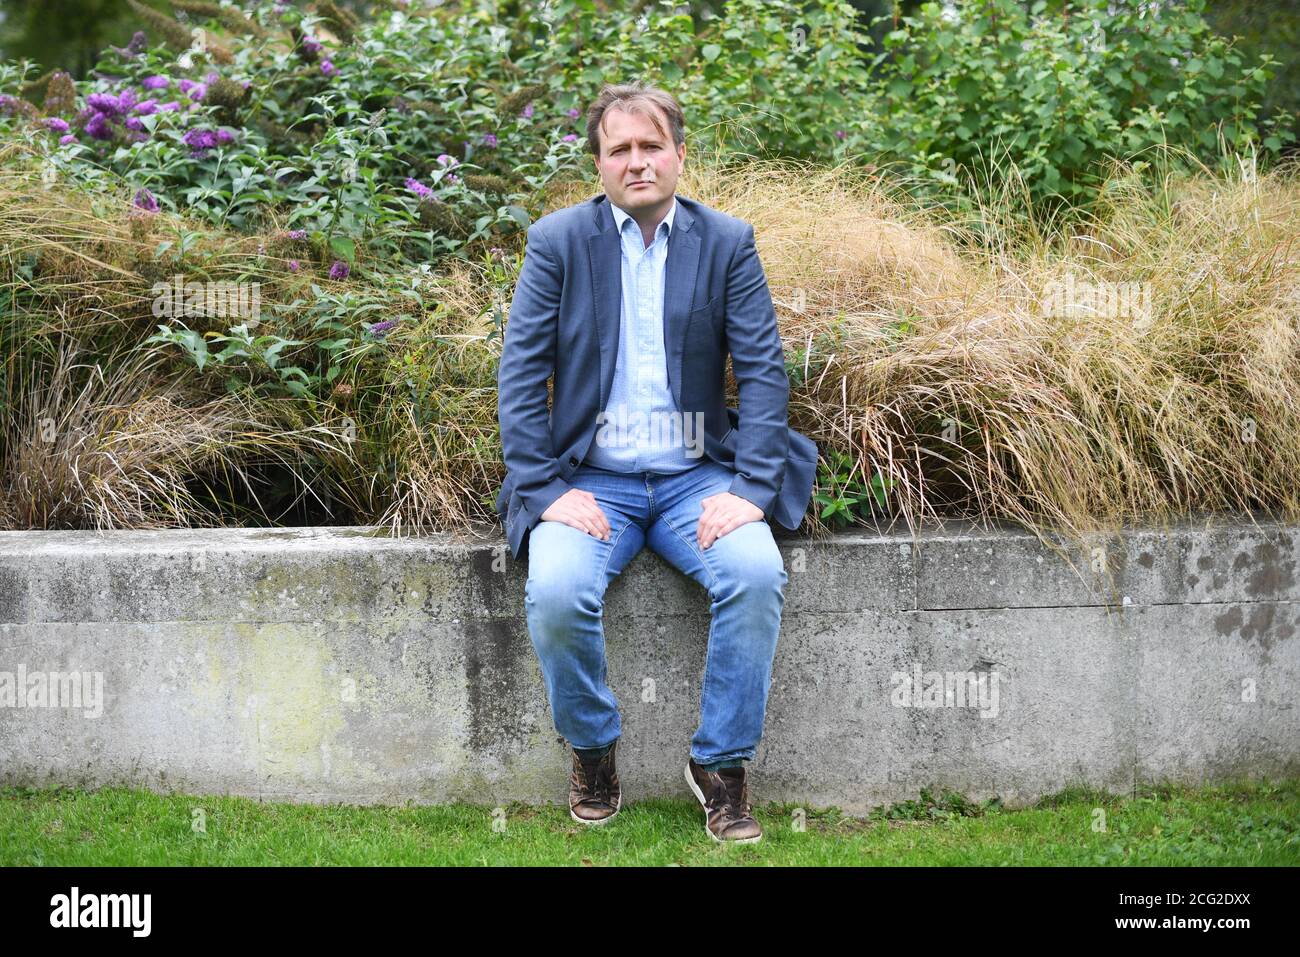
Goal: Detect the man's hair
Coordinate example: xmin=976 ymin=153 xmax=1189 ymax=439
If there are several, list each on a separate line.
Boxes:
xmin=585 ymin=81 xmax=685 ymax=158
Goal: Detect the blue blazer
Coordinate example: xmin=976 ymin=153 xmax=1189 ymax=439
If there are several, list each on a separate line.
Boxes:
xmin=495 ymin=192 xmax=819 ymax=560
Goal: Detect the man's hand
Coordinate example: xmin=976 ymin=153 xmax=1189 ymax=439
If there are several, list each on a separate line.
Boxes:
xmin=697 ymin=491 xmax=764 ymax=549
xmin=540 ymin=488 xmax=611 ymax=541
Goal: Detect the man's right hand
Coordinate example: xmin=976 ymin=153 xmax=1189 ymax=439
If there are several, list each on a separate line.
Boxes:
xmin=540 ymin=488 xmax=611 ymax=541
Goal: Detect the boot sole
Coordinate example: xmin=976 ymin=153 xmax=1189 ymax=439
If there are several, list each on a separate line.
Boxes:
xmin=684 ymin=762 xmax=762 ymax=844
xmin=569 ymin=791 xmax=621 ymax=825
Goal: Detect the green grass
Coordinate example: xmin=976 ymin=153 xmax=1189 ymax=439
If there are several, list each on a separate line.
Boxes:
xmin=2 ymin=779 xmax=1297 ymax=866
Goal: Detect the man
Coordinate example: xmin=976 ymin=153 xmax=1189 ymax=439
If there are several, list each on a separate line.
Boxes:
xmin=494 ymin=81 xmax=818 ymax=843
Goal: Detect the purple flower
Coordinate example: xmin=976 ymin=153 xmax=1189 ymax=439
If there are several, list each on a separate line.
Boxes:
xmin=133 ymin=187 xmax=159 ymax=212
xmin=521 ymin=103 xmax=533 ymax=119
xmin=45 ymin=117 xmax=70 ymax=133
xmin=481 ymin=132 xmax=498 ymax=148
xmin=302 ymin=35 xmax=322 ymax=55
xmin=834 ymin=129 xmax=846 ymax=140
xmin=367 ymin=319 xmax=398 ymax=336
xmin=188 ymin=83 xmax=207 ymax=102
xmin=113 ymin=31 xmax=148 ymax=58
xmin=288 ymin=259 xmax=300 ymax=272
xmin=84 ymin=112 xmax=113 ymax=140
xmin=59 ymin=133 xmax=76 ymax=145
xmin=567 ymin=108 xmax=580 ymax=119
xmin=436 ymin=153 xmax=458 ymax=167
xmin=216 ymin=128 xmax=235 ymax=145
xmin=405 ymin=176 xmax=433 ymax=200
xmin=159 ymin=101 xmax=181 ymax=112
xmin=329 ymin=260 xmax=350 ymax=281
xmin=205 ymin=71 xmax=219 ymax=85
xmin=133 ymin=99 xmax=158 ymax=115
xmin=142 ymin=75 xmax=170 ymax=90
xmin=320 ymin=59 xmax=336 ymax=77
xmin=286 ymin=229 xmax=307 ymax=240
xmin=241 ymin=79 xmax=252 ymax=89
xmin=446 ymin=173 xmax=459 ymax=183
xmin=86 ymin=92 xmax=122 ymax=116
xmin=124 ymin=116 xmax=145 ymax=131
xmin=274 ymin=1 xmax=290 ymax=14
xmin=562 ymin=133 xmax=577 ymax=142
xmin=177 ymin=78 xmax=196 ymax=94
xmin=183 ymin=127 xmax=218 ymax=157
xmin=117 ymin=88 xmax=139 ymax=112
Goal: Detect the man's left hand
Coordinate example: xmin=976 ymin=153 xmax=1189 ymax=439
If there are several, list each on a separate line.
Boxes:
xmin=696 ymin=491 xmax=764 ymax=549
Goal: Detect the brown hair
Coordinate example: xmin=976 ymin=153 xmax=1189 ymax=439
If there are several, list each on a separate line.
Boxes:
xmin=585 ymin=81 xmax=685 ymax=158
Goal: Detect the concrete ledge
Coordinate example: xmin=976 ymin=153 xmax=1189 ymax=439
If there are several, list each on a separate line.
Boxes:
xmin=1 ymin=516 xmax=1297 ymax=813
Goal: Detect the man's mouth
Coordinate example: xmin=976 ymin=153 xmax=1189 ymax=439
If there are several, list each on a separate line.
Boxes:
xmin=629 ymin=181 xmax=653 ymax=188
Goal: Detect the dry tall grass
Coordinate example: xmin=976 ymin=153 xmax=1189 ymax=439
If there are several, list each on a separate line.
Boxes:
xmin=2 ymin=141 xmax=1297 ymax=571
xmin=0 ymin=146 xmax=362 ymax=529
xmin=0 ymin=341 xmax=344 ymax=529
xmin=537 ymin=147 xmax=1300 ymax=563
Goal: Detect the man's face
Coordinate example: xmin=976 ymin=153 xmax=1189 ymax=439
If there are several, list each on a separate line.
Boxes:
xmin=593 ymin=104 xmax=685 ymax=215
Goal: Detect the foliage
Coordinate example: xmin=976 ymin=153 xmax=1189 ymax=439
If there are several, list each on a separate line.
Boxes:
xmin=859 ymin=0 xmax=1288 ymax=209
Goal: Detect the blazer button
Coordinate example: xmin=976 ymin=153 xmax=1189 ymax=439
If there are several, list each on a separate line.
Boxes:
xmin=568 ymin=456 xmax=578 ymax=466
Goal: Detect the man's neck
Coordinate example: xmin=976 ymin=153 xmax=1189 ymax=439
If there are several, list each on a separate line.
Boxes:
xmin=611 ymin=194 xmax=674 ymax=249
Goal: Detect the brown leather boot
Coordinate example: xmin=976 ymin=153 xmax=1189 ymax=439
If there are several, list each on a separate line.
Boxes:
xmin=568 ymin=741 xmax=621 ymax=825
xmin=685 ymin=758 xmax=762 ymax=844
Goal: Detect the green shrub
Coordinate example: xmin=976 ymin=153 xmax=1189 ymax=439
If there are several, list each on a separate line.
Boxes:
xmin=859 ymin=0 xmax=1288 ymax=209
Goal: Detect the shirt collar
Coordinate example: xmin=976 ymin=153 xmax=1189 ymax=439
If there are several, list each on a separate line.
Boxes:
xmin=610 ymin=194 xmax=676 ymax=241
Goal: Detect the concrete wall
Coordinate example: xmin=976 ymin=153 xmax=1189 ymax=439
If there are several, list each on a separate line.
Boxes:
xmin=1 ymin=517 xmax=1296 ymax=814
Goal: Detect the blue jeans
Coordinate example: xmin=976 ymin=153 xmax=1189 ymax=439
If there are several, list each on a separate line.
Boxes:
xmin=523 ymin=458 xmax=788 ymax=766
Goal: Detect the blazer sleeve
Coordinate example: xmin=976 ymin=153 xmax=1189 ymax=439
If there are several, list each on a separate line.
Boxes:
xmin=496 ymin=222 xmax=573 ymax=521
xmin=724 ymin=223 xmax=790 ymax=518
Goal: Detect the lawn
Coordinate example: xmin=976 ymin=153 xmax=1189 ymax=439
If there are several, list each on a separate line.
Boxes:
xmin=2 ymin=778 xmax=1297 ymax=866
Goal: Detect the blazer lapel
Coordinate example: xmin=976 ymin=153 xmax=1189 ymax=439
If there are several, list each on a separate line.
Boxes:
xmin=662 ymin=201 xmax=699 ymax=410
xmin=587 ymin=199 xmax=622 ymax=411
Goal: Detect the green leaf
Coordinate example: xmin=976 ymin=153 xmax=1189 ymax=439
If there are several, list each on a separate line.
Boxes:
xmin=329 ymin=235 xmax=356 ymax=263
xmin=262 ymin=338 xmax=305 ymax=369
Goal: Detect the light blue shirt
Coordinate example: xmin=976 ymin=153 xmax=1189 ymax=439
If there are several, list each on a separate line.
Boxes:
xmin=583 ymin=195 xmax=699 ymax=474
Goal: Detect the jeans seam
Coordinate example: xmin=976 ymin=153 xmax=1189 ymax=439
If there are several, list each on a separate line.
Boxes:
xmin=657 ymin=510 xmax=721 ymax=595
xmin=594 ymin=517 xmax=632 ymax=711
xmin=597 ymin=517 xmax=632 ymax=592
xmin=658 ymin=509 xmax=726 ymax=759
